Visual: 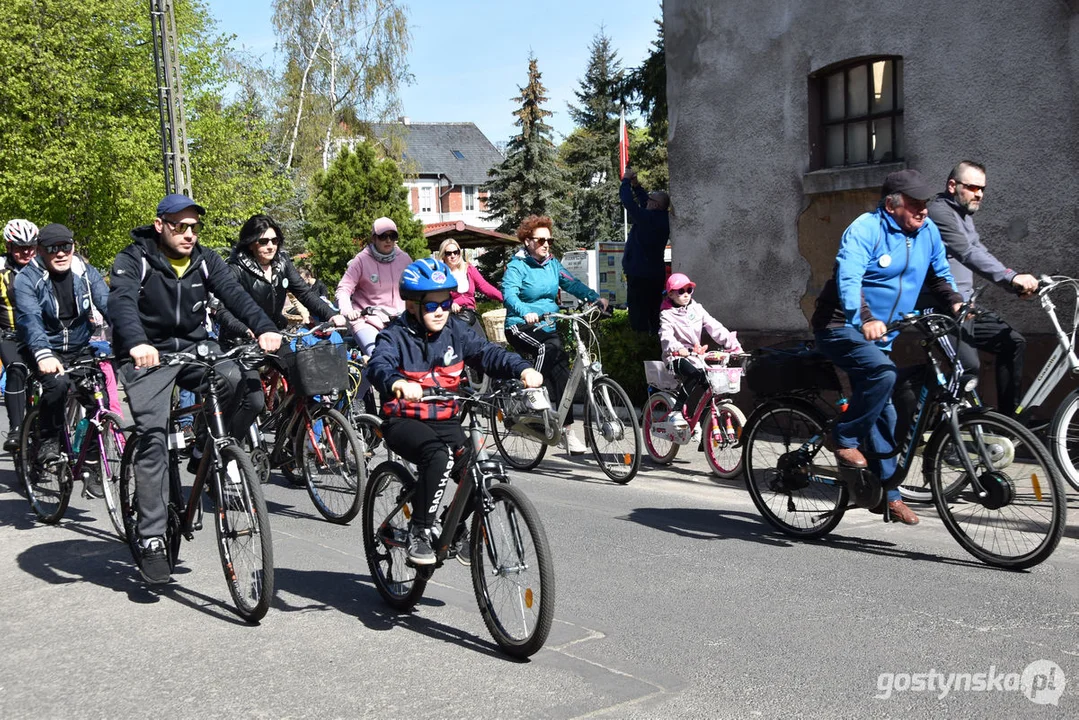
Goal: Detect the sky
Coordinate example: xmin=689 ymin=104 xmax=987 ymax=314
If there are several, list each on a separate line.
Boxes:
xmin=206 ymin=0 xmax=664 ymax=146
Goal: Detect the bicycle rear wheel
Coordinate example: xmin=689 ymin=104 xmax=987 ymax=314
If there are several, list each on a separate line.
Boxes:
xmin=21 ymin=409 xmax=73 ymax=524
xmin=743 ymin=401 xmax=847 ymax=538
xmin=490 ymin=395 xmax=547 ymax=471
xmin=642 ymin=393 xmax=680 ymax=464
xmin=471 ymin=482 xmax=554 ymax=659
xmin=583 ymin=377 xmax=641 ymax=484
xmin=1048 ymin=389 xmax=1079 ymax=492
xmin=931 ymin=412 xmax=1066 ymax=570
xmin=362 ymin=461 xmax=430 ymax=610
xmin=95 ymin=412 xmax=127 ymax=540
xmin=296 ymin=407 xmax=364 ymax=523
xmin=213 ymin=443 xmax=274 ymax=622
xmin=704 ymin=401 xmax=746 ymax=479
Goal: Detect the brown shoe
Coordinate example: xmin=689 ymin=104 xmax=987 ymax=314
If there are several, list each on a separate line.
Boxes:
xmin=887 ymin=499 xmax=919 ymax=525
xmin=835 ymin=447 xmax=867 ymax=468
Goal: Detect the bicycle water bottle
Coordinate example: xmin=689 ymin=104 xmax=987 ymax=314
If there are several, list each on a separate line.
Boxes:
xmin=72 ymin=417 xmax=90 ymax=454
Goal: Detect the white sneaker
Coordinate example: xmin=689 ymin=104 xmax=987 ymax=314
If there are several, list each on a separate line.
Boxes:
xmin=670 ymin=411 xmax=689 ymax=429
xmin=561 ymin=428 xmax=587 ymax=455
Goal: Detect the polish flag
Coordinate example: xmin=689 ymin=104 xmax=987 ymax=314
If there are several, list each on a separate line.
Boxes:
xmin=619 ymin=108 xmax=630 ymax=178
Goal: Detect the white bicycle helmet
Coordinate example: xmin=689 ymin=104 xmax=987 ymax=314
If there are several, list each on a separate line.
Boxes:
xmin=3 ymin=219 xmax=39 ymax=247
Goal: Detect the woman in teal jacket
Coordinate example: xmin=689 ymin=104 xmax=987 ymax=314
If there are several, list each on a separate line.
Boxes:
xmin=502 ymin=215 xmax=608 ymax=454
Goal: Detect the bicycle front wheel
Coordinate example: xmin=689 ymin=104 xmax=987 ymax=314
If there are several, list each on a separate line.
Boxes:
xmin=96 ymin=412 xmax=128 ymax=541
xmin=471 ymin=482 xmax=554 ymax=659
xmin=930 ymin=412 xmax=1066 ymax=570
xmin=213 ymin=444 xmax=274 ymax=622
xmin=583 ymin=377 xmax=641 ymax=484
xmin=296 ymin=407 xmax=364 ymax=524
xmin=704 ymin=401 xmax=746 ymax=479
xmin=490 ymin=394 xmax=547 ymax=471
xmin=743 ymin=402 xmax=847 ymax=538
xmin=362 ymin=461 xmax=430 ymax=610
xmin=21 ymin=409 xmax=72 ymax=524
xmin=1048 ymin=389 xmax=1079 ymax=492
xmin=642 ymin=393 xmax=679 ymax=464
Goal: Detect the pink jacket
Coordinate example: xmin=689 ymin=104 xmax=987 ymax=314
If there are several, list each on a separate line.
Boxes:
xmin=451 ymin=264 xmax=503 ymax=310
xmin=659 ymin=298 xmax=740 ymax=358
xmin=335 ymin=246 xmax=413 ymax=331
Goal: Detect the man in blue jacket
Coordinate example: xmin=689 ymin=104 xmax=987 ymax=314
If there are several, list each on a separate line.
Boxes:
xmin=811 ymin=170 xmax=963 ymax=525
xmin=13 ymin=224 xmax=110 ymax=468
xmin=620 ymin=167 xmax=669 ymax=334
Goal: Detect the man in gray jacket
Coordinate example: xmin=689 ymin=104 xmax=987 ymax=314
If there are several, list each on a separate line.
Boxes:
xmin=925 ymin=160 xmax=1038 ymax=414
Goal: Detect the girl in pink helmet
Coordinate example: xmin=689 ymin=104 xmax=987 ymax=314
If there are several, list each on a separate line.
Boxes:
xmin=659 ymin=273 xmax=742 ymax=425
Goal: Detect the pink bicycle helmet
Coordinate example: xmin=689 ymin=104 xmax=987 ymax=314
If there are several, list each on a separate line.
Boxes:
xmin=665 ymin=273 xmax=695 ymax=293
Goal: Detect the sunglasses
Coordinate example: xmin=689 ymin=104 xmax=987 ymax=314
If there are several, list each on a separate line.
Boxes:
xmin=377 ymin=232 xmax=399 ymax=241
xmin=529 ymin=236 xmax=552 ymax=245
xmin=254 ymin=235 xmax=279 ymax=246
xmin=164 ymin=220 xmax=202 ymax=235
xmin=672 ymin=286 xmax=694 ymax=295
xmin=958 ymin=182 xmax=985 ymax=193
xmin=444 ymin=249 xmax=461 ymax=257
xmin=43 ymin=243 xmax=74 ymax=255
xmin=422 ymin=299 xmax=453 ymax=313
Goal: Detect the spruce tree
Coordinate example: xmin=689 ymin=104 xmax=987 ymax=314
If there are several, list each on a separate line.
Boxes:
xmin=561 ymin=31 xmax=626 ymax=247
xmin=626 ymin=14 xmax=668 ymax=190
xmin=481 ymin=56 xmax=570 ymax=279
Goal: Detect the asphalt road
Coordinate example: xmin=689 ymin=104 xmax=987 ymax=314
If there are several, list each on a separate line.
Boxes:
xmin=1 ymin=418 xmax=1077 ymax=719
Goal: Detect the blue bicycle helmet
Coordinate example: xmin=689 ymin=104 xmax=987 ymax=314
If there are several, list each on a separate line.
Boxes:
xmin=400 ymin=257 xmax=458 ymax=299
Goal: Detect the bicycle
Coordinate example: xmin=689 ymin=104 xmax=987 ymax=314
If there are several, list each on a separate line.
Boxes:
xmin=642 ymin=350 xmax=749 ymax=478
xmin=363 ymin=382 xmax=555 ymax=659
xmin=740 ymin=309 xmax=1067 ymax=570
xmin=251 ymin=326 xmax=367 ymax=524
xmin=118 ymin=342 xmax=273 ymax=621
xmin=1010 ymin=275 xmax=1079 ymax=491
xmin=491 ymin=303 xmax=642 ymax=483
xmin=20 ymin=353 xmax=128 ymax=538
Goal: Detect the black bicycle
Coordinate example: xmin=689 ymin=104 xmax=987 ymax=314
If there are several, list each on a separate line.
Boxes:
xmin=362 ymin=383 xmax=555 ymax=659
xmin=741 ymin=309 xmax=1067 ymax=570
xmin=118 ymin=342 xmax=273 ymax=621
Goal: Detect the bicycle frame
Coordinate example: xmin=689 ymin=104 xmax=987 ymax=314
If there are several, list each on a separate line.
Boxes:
xmin=61 ymin=362 xmax=124 ymax=489
xmin=1014 ymin=276 xmax=1079 ymax=420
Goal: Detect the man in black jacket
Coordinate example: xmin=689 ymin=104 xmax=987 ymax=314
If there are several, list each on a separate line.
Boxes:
xmin=109 ymin=194 xmax=282 ymax=585
xmin=926 ymin=161 xmax=1038 ymax=414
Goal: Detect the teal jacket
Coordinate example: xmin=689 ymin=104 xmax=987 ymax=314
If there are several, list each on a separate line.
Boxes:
xmin=503 ymin=251 xmax=598 ymax=332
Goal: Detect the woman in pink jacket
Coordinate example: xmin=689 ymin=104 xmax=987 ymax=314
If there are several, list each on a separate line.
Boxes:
xmin=659 ymin=273 xmax=742 ymax=425
xmin=335 ymin=217 xmax=413 ymax=355
xmin=436 ymin=238 xmax=503 ymax=331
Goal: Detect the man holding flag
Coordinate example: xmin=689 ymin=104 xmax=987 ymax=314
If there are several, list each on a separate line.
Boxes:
xmin=620 ymin=107 xmax=671 ymax=334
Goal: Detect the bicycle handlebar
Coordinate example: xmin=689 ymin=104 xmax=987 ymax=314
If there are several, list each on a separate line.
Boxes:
xmin=158 ymin=341 xmax=266 ymax=369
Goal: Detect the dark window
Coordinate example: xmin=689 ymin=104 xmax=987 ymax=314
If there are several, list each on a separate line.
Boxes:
xmin=809 ymin=57 xmax=903 ymax=170
xmin=452 ymin=150 xmax=465 ymax=160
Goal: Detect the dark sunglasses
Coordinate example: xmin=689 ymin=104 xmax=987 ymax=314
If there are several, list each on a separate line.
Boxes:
xmin=377 ymin=232 xmax=399 ymax=241
xmin=958 ymin=182 xmax=985 ymax=193
xmin=422 ymin=299 xmax=453 ymax=313
xmin=254 ymin=235 xmax=279 ymax=246
xmin=529 ymin=236 xmax=552 ymax=245
xmin=444 ymin=249 xmax=461 ymax=257
xmin=673 ymin=286 xmax=694 ymax=295
xmin=43 ymin=242 xmax=74 ymax=255
xmin=164 ymin=219 xmax=202 ymax=235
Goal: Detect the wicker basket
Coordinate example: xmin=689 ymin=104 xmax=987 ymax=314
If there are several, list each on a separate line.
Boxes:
xmin=481 ymin=308 xmax=507 ymax=344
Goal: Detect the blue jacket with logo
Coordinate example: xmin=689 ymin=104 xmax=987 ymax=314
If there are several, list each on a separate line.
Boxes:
xmin=502 ymin=251 xmax=599 ymax=333
xmin=14 ymin=256 xmax=109 ymax=365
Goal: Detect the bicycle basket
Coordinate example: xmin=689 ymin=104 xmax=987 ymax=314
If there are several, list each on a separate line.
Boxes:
xmin=643 ymin=361 xmax=680 ymax=391
xmin=744 ymin=346 xmax=841 ymax=396
xmin=292 ymin=341 xmax=348 ymax=397
xmin=706 ymin=366 xmax=743 ymax=396
xmin=480 ymin=308 xmax=507 ymax=344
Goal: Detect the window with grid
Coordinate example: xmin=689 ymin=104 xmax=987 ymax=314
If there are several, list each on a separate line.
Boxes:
xmin=810 ymin=57 xmax=904 ymax=169
xmin=419 ymin=186 xmax=433 ymax=213
xmin=463 ymin=185 xmax=476 ymax=212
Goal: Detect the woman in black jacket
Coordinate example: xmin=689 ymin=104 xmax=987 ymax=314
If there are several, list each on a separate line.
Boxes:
xmin=216 ymin=215 xmax=344 ymax=344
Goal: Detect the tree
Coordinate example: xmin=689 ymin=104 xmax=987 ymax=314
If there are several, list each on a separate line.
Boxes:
xmin=304 ymin=142 xmax=425 ymax=284
xmin=481 ymin=56 xmax=571 ymax=278
xmin=561 ymin=31 xmax=627 ymax=247
xmin=270 ymin=0 xmax=412 ymax=179
xmin=625 ymin=12 xmax=668 ymax=190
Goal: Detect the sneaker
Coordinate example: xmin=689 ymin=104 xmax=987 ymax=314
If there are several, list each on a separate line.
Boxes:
xmin=82 ymin=467 xmax=104 ymax=499
xmin=449 ymin=526 xmax=471 ymax=567
xmin=138 ymin=536 xmax=171 ymax=584
xmin=38 ymin=436 xmax=61 ymax=463
xmin=669 ymin=411 xmax=689 ymax=429
xmin=4 ymin=425 xmax=20 ymax=454
xmin=560 ymin=427 xmax=587 ymax=455
xmin=407 ymin=527 xmax=436 ymax=566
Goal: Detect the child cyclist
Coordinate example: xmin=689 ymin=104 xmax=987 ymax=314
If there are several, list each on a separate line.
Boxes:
xmin=659 ymin=273 xmax=742 ymax=427
xmin=367 ymin=258 xmax=544 ymax=565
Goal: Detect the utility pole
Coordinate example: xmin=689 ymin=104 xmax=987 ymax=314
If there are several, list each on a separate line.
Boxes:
xmin=149 ymin=0 xmax=192 ymax=196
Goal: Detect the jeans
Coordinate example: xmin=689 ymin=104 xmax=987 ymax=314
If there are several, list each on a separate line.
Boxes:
xmin=814 ymin=326 xmax=901 ymax=501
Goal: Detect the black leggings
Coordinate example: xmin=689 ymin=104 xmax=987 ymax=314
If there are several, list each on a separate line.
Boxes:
xmin=1 ymin=338 xmax=28 ymax=428
xmin=670 ymin=357 xmax=707 ymax=414
xmin=382 ymin=417 xmax=470 ymax=530
xmin=506 ymin=323 xmax=574 ymax=425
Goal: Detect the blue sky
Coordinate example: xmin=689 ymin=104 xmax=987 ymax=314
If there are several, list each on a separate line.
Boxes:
xmin=207 ymin=0 xmax=664 ymax=146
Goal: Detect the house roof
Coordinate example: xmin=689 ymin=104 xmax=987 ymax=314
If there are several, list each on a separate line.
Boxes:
xmin=373 ymin=122 xmax=504 ymax=186
xmin=423 ymin=221 xmax=518 ymax=251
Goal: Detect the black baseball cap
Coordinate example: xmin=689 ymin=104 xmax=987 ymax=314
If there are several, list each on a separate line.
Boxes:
xmin=37 ymin=223 xmax=74 ymax=248
xmin=156 ymin=193 xmax=206 ymax=217
xmin=880 ymin=169 xmax=935 ymax=202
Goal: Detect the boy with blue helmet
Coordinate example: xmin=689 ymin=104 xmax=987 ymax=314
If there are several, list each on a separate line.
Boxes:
xmin=367 ymin=258 xmax=543 ymax=565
